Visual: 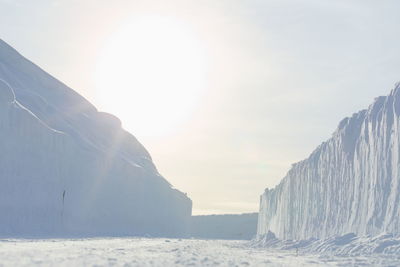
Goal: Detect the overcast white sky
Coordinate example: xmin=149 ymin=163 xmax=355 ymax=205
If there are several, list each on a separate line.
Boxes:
xmin=1 ymin=0 xmax=400 ymax=214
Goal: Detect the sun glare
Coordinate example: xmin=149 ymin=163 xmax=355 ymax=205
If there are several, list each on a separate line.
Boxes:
xmin=94 ymin=16 xmax=207 ymax=138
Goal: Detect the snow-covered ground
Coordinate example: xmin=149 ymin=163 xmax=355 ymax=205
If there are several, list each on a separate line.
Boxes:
xmin=252 ymin=232 xmax=400 ymax=256
xmin=0 ymin=238 xmax=399 ymax=266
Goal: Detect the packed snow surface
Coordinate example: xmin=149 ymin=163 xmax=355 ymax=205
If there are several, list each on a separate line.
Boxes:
xmin=1 ymin=238 xmax=399 ymax=266
xmin=258 ymin=83 xmax=400 ymax=240
xmin=251 ymin=231 xmax=400 ymax=257
xmin=0 ymin=39 xmax=191 ymax=237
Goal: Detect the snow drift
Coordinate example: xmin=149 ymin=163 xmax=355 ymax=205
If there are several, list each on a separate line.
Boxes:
xmin=258 ymin=83 xmax=400 ymax=241
xmin=0 ymin=39 xmax=192 ymax=237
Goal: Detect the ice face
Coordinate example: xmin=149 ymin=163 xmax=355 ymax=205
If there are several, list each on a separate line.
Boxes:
xmin=258 ymin=84 xmax=400 ymax=240
xmin=0 ymin=39 xmax=192 ymax=238
xmin=0 ymin=79 xmax=15 ymax=104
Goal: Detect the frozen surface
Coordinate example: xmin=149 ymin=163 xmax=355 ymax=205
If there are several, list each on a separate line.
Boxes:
xmin=252 ymin=231 xmax=400 ymax=257
xmin=258 ymin=83 xmax=400 ymax=240
xmin=0 ymin=39 xmax=191 ymax=237
xmin=1 ymin=238 xmax=399 ymax=267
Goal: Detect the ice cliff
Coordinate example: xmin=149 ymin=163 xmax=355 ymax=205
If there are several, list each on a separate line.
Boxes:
xmin=0 ymin=39 xmax=192 ymax=237
xmin=258 ymin=83 xmax=400 ymax=240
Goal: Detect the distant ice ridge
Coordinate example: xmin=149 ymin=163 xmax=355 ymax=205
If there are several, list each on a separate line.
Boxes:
xmin=190 ymin=213 xmax=258 ymax=240
xmin=258 ymin=83 xmax=400 ymax=241
xmin=0 ymin=39 xmax=191 ymax=237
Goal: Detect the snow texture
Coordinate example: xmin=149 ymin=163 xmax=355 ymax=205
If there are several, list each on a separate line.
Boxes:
xmin=258 ymin=83 xmax=400 ymax=240
xmin=1 ymin=238 xmax=399 ymax=266
xmin=251 ymin=231 xmax=400 ymax=258
xmin=0 ymin=39 xmax=191 ymax=237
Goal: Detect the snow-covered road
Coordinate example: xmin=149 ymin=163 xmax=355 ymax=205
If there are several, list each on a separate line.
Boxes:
xmin=0 ymin=238 xmax=398 ymax=266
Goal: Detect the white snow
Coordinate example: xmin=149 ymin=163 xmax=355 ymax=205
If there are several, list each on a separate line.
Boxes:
xmin=1 ymin=238 xmax=399 ymax=266
xmin=258 ymin=83 xmax=400 ymax=241
xmin=0 ymin=39 xmax=191 ymax=237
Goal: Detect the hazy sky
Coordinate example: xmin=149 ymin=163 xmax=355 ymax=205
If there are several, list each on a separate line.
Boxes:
xmin=1 ymin=0 xmax=400 ymax=214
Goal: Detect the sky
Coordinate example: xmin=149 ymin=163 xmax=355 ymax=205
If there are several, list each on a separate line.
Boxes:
xmin=1 ymin=0 xmax=400 ymax=214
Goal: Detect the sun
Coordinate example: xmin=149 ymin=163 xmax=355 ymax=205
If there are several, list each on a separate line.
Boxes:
xmin=94 ymin=16 xmax=207 ymax=138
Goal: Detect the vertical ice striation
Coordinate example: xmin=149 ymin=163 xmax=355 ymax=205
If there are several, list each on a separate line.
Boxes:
xmin=258 ymin=84 xmax=400 ymax=240
xmin=0 ymin=39 xmax=192 ymax=237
